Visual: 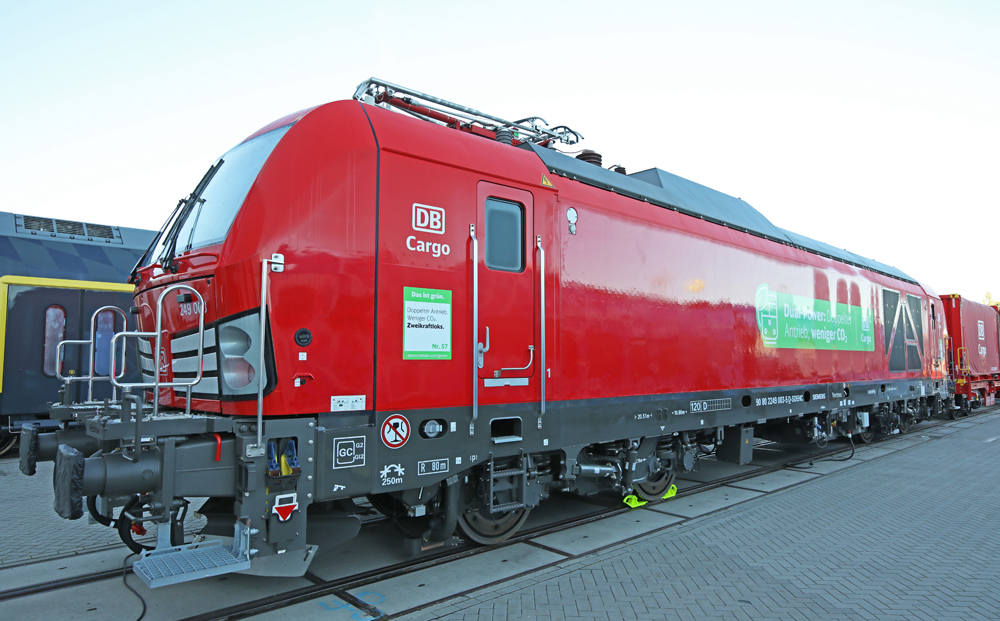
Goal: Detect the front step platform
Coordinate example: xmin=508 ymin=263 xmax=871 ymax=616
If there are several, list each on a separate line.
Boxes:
xmin=133 ymin=539 xmax=251 ymax=588
xmin=133 ymin=521 xmax=253 ymax=588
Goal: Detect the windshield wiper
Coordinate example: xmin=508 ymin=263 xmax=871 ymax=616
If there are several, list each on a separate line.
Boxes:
xmin=129 ymin=197 xmax=186 ymax=284
xmin=160 ymin=159 xmax=224 ymax=274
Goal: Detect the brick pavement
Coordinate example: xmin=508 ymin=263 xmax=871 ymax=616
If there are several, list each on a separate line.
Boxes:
xmin=401 ymin=412 xmax=1000 ymax=620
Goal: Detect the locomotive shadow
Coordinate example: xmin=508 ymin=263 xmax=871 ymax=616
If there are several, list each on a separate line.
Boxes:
xmin=307 ymin=494 xmax=602 ymax=581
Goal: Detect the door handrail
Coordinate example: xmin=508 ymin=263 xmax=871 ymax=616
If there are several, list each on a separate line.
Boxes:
xmin=536 ymin=235 xmax=546 ymax=428
xmin=497 ymin=345 xmax=533 ymax=376
xmin=470 ymin=224 xmax=479 ymax=436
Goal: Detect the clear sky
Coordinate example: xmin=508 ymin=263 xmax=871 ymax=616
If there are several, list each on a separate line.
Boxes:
xmin=2 ymin=0 xmax=997 ymax=302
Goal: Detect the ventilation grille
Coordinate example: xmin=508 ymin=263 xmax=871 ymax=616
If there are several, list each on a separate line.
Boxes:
xmin=22 ymin=215 xmax=55 ymax=233
xmin=55 ymin=220 xmax=86 ymax=236
xmin=85 ymin=223 xmax=115 ymax=239
xmin=13 ymin=214 xmax=123 ymax=244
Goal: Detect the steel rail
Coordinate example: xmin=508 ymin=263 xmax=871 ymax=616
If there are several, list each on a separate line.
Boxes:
xmin=0 ymin=567 xmax=126 ymax=603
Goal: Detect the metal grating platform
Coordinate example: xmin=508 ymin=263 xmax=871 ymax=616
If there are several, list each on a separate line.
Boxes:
xmin=133 ymin=539 xmax=251 ymax=588
xmin=491 ymin=435 xmax=523 ymax=444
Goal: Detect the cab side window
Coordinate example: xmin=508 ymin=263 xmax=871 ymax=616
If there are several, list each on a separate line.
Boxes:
xmin=484 ymin=198 xmax=524 ymax=272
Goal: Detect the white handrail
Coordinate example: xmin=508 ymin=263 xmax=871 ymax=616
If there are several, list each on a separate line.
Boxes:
xmin=537 ymin=235 xmax=546 ymax=428
xmin=470 ymin=224 xmax=479 ymax=437
xmin=110 ymin=284 xmax=206 ymax=418
xmin=55 ymin=305 xmax=130 ymax=403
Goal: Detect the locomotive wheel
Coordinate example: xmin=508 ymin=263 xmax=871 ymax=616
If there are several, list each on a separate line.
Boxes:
xmin=635 ymin=471 xmax=675 ymax=502
xmin=856 ymin=429 xmax=875 ymax=444
xmin=457 ymin=507 xmax=530 ymax=545
xmin=0 ymin=434 xmax=15 ymax=457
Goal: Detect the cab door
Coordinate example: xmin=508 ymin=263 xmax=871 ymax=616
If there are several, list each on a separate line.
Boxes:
xmin=475 ymin=182 xmax=536 ymax=392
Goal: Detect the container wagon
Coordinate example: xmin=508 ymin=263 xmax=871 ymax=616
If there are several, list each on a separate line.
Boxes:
xmin=942 ymin=294 xmax=1000 ymax=411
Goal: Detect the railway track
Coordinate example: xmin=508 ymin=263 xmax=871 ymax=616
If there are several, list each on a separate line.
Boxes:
xmin=1 ymin=409 xmax=993 ymax=620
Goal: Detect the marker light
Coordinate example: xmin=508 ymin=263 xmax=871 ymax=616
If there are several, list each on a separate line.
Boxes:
xmin=421 ymin=420 xmax=444 ymax=438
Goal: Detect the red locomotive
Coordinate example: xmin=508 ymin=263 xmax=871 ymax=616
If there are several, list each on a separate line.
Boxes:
xmin=941 ymin=294 xmax=1000 ymax=411
xmin=20 ymin=79 xmax=959 ymax=587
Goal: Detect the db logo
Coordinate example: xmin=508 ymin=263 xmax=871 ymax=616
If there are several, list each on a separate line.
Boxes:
xmin=412 ymin=203 xmax=445 ymax=235
xmin=979 ymin=320 xmax=986 ymax=340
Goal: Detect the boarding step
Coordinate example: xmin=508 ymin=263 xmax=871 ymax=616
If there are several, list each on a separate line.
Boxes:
xmin=488 ymin=454 xmax=528 ymax=514
xmin=491 ymin=435 xmax=522 ymax=444
xmin=491 ymin=501 xmax=526 ymax=513
xmin=492 ymin=467 xmax=524 ymax=478
xmin=133 ymin=522 xmax=253 ymax=588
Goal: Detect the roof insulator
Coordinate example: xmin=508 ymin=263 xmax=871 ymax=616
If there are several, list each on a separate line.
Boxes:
xmin=576 ymin=150 xmax=602 ymax=166
xmin=495 ymin=128 xmax=514 ymax=145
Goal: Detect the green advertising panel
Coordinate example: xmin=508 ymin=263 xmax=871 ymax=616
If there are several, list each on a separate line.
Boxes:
xmin=755 ymin=284 xmax=874 ymax=351
xmin=403 ymin=287 xmax=452 ymax=360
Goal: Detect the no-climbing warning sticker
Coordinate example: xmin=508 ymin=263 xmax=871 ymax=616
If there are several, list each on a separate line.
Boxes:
xmin=381 ymin=414 xmax=410 ymax=449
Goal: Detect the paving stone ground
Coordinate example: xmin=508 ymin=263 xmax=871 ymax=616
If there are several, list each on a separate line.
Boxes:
xmin=400 ymin=412 xmax=1000 ymax=621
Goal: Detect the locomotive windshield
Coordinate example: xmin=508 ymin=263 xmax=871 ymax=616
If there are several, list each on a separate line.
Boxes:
xmin=140 ymin=124 xmax=290 ymax=268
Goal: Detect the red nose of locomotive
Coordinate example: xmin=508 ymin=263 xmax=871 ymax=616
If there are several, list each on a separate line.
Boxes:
xmin=130 ymin=101 xmax=378 ymax=418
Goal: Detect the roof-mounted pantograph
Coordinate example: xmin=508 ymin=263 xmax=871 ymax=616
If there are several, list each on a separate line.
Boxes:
xmin=353 ymin=78 xmax=914 ymax=285
xmin=354 ymin=77 xmax=583 ymax=147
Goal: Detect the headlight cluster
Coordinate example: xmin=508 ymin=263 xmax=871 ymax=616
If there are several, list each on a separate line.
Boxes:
xmin=216 ymin=313 xmax=267 ymax=397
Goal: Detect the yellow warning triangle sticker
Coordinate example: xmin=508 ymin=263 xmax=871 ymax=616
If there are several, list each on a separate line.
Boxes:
xmin=541 ymin=174 xmax=554 ymax=188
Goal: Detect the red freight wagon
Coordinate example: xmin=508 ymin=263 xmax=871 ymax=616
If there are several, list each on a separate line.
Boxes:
xmin=22 ymin=79 xmax=952 ymax=587
xmin=942 ymin=294 xmax=1000 ymax=410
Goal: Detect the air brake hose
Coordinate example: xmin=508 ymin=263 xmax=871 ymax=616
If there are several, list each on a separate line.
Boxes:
xmin=87 ymin=495 xmax=116 ymax=528
xmin=118 ymin=495 xmax=154 ymax=554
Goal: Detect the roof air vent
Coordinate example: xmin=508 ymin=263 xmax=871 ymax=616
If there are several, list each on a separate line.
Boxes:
xmin=85 ymin=223 xmax=115 ymax=239
xmin=576 ymin=150 xmax=602 ymax=166
xmin=14 ymin=214 xmax=124 ymax=244
xmin=22 ymin=216 xmax=55 ymax=232
xmin=55 ymin=220 xmax=86 ymax=236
